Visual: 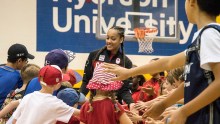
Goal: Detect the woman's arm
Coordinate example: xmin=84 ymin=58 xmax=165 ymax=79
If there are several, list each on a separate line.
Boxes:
xmin=103 ymin=51 xmax=186 ymax=81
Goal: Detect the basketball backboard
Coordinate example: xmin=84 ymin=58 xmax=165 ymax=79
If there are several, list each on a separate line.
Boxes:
xmin=96 ymin=0 xmax=179 ymax=43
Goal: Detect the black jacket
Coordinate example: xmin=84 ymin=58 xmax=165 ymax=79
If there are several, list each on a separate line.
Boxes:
xmin=80 ymin=47 xmax=133 ymax=104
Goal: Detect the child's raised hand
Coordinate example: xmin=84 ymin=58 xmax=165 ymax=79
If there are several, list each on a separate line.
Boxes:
xmin=161 ymin=106 xmax=178 ymax=122
xmin=134 ymin=101 xmax=148 ymax=110
xmin=166 ymin=108 xmax=187 ymax=124
xmin=142 ymin=101 xmax=166 ymax=119
xmin=125 ymin=110 xmax=142 ymax=123
xmin=141 ymin=87 xmax=155 ymax=96
xmin=145 ymin=117 xmax=164 ymax=124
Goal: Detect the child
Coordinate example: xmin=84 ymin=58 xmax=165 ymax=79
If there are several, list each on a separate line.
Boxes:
xmin=169 ymin=66 xmax=184 ymax=88
xmin=0 ymin=64 xmax=40 ymax=123
xmin=0 ymin=44 xmax=34 ymax=108
xmin=130 ymin=74 xmax=146 ymax=103
xmin=56 ymin=88 xmax=86 ymax=124
xmin=103 ymin=0 xmax=220 ymax=123
xmin=79 ymin=63 xmax=132 ymax=124
xmin=132 ymin=67 xmax=184 ymax=113
xmin=24 ymin=49 xmax=75 ymax=95
xmin=12 ymin=65 xmax=79 ymax=124
xmin=141 ymin=58 xmax=162 ymax=102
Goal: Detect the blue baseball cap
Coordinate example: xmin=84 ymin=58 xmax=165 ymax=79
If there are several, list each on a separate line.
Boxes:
xmin=57 ymin=88 xmax=85 ymax=106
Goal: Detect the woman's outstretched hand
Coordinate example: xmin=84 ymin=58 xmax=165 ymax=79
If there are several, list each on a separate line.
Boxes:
xmin=102 ymin=63 xmax=131 ymax=81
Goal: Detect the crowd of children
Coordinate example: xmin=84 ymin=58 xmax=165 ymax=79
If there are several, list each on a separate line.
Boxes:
xmin=0 ymin=39 xmax=185 ymax=124
xmin=0 ymin=34 xmax=184 ymax=124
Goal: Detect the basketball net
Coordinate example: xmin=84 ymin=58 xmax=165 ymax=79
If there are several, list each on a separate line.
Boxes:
xmin=134 ymin=27 xmax=158 ymax=54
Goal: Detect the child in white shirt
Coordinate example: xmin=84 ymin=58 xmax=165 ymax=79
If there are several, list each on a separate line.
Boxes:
xmin=12 ymin=65 xmax=79 ymax=124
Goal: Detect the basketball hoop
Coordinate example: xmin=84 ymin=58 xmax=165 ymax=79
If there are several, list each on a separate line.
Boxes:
xmin=134 ymin=27 xmax=158 ymax=54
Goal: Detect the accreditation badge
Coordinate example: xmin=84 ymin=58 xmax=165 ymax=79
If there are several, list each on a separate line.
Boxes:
xmin=99 ymin=55 xmax=105 ymax=61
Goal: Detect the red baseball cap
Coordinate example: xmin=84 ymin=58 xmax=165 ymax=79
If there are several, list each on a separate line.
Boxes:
xmin=62 ymin=74 xmax=71 ymax=82
xmin=38 ymin=65 xmax=63 ymax=86
xmin=65 ymin=69 xmax=77 ymax=86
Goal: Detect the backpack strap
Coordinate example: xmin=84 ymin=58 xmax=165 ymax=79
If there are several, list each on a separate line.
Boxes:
xmin=195 ymin=25 xmax=220 ymax=81
xmin=196 ymin=25 xmax=220 ymax=55
xmin=187 ymin=25 xmax=220 ymax=53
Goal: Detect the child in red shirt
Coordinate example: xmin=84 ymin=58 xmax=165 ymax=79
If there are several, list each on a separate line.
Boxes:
xmin=131 ymin=74 xmax=147 ymax=103
xmin=79 ymin=63 xmax=132 ymax=124
xmin=141 ymin=58 xmax=163 ymax=101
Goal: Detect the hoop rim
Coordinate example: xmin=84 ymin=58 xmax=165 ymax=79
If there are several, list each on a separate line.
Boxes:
xmin=134 ymin=27 xmax=158 ymax=37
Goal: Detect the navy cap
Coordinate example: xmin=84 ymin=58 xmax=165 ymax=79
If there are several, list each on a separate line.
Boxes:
xmin=44 ymin=49 xmax=68 ymax=69
xmin=8 ymin=43 xmax=34 ymax=59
